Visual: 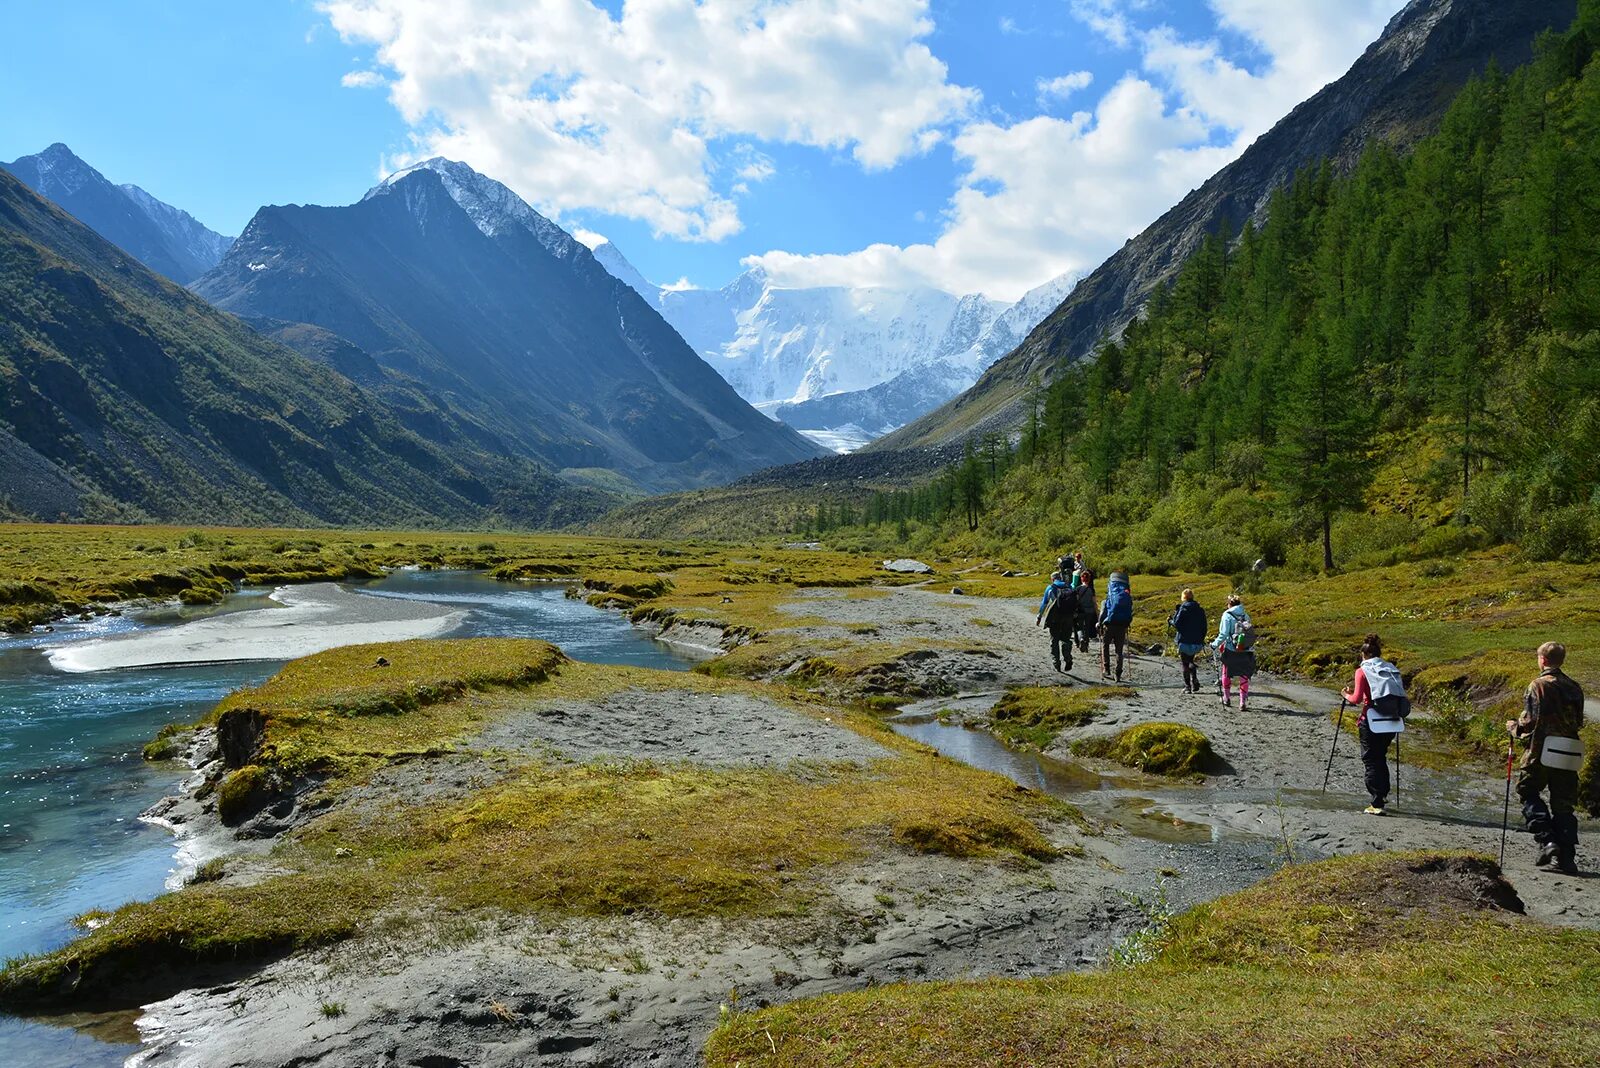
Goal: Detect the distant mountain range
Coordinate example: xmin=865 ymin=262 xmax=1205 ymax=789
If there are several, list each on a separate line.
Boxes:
xmin=591 ymin=240 xmax=1071 ymax=451
xmin=872 ymin=0 xmax=1580 ymax=453
xmin=3 ymin=144 xmax=232 ymax=284
xmin=0 ymin=166 xmax=602 ymax=526
xmin=191 ymin=159 xmax=822 ymax=493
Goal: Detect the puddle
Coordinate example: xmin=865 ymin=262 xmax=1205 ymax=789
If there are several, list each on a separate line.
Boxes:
xmin=888 ymin=713 xmax=1226 ymax=845
xmin=1109 ymin=798 xmax=1219 ymax=845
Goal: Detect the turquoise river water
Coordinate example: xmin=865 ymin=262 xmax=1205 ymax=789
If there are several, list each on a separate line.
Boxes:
xmin=0 ymin=570 xmax=695 ymax=1066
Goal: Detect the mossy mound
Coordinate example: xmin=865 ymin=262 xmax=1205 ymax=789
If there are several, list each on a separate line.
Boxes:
xmin=216 ymin=765 xmax=274 ymax=825
xmin=1074 ymin=721 xmax=1215 ymax=777
xmin=209 ymin=638 xmax=567 ymax=777
xmin=707 ymin=851 xmax=1599 ymax=1068
xmin=988 ymin=686 xmax=1133 ymax=750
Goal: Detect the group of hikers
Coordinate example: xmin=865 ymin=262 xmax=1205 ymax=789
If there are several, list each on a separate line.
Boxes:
xmin=1035 ymin=555 xmax=1585 ymax=876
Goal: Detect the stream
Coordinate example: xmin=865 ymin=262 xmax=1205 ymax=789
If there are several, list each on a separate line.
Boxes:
xmin=0 ymin=570 xmax=697 ymax=1066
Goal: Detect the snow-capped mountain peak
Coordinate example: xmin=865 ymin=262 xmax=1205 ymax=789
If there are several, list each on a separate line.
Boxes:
xmin=365 ymin=157 xmax=580 ymax=260
xmin=588 ymin=238 xmax=1077 ymax=449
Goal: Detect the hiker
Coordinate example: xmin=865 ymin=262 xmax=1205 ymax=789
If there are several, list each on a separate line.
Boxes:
xmin=1340 ymin=633 xmax=1410 ymax=815
xmin=1072 ymin=568 xmax=1097 ymax=653
xmin=1097 ymin=569 xmax=1133 ymax=682
xmin=1168 ymin=588 xmax=1208 ymax=693
xmin=1507 ymin=642 xmax=1584 ymax=874
xmin=1035 ymin=571 xmax=1075 ymax=673
xmin=1070 ymin=550 xmax=1086 ymax=580
xmin=1213 ymin=594 xmax=1256 ymax=709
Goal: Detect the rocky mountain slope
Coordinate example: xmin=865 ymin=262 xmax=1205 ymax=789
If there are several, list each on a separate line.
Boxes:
xmin=871 ymin=0 xmax=1579 ymax=452
xmin=3 ymin=143 xmax=232 ymax=283
xmin=193 ymin=160 xmax=822 ymax=493
xmin=0 ymin=167 xmax=600 ymax=527
xmin=592 ymin=241 xmax=1070 ymax=449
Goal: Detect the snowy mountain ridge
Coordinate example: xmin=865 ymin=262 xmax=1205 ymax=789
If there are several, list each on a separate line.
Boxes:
xmin=591 ymin=238 xmax=1073 ymax=449
xmin=2 ymin=143 xmax=234 ymax=284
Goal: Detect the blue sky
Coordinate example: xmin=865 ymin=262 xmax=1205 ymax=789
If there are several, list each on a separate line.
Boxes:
xmin=2 ymin=1 xmax=1404 ymax=300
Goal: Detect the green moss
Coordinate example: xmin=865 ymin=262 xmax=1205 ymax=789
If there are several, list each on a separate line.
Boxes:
xmin=988 ymin=686 xmax=1132 ymax=750
xmin=705 ymin=852 xmax=1600 ymax=1068
xmin=1074 ymin=722 xmax=1216 ymax=777
xmin=217 ymin=765 xmax=272 ymax=825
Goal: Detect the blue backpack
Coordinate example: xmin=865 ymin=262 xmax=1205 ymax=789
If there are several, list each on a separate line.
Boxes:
xmin=1103 ymin=582 xmax=1133 ymax=625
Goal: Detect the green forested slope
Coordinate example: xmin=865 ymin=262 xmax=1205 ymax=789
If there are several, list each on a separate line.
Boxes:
xmin=832 ymin=10 xmax=1600 ymax=574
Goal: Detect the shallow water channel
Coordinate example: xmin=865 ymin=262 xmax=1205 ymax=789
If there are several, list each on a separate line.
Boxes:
xmin=0 ymin=570 xmax=697 ymax=1066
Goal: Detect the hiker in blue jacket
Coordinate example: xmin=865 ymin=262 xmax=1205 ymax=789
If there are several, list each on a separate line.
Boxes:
xmin=1168 ymin=588 xmax=1208 ymax=693
xmin=1097 ymin=569 xmax=1134 ymax=682
xmin=1035 ymin=571 xmax=1075 ymax=672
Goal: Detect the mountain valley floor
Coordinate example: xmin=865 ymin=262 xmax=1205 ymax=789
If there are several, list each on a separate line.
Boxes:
xmin=1 ymin=525 xmax=1597 ymax=1066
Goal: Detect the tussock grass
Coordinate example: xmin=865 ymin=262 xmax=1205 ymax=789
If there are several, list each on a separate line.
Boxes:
xmin=706 ymin=852 xmax=1600 ymax=1067
xmin=1074 ymin=722 xmax=1216 ymax=777
xmin=209 ymin=639 xmax=568 ymax=778
xmin=988 ymin=686 xmax=1133 ymax=750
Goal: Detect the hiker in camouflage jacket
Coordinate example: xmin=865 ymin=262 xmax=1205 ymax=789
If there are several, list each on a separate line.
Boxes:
xmin=1507 ymin=642 xmax=1585 ymax=875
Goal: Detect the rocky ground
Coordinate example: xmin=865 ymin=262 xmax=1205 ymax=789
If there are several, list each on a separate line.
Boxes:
xmin=109 ymin=583 xmax=1599 ymax=1066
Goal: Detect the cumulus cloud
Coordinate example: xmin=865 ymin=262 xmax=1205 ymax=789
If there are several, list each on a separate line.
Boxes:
xmin=318 ymin=0 xmax=976 ymax=242
xmin=749 ymin=0 xmax=1404 ymax=300
xmin=1037 ymin=70 xmax=1094 ymax=104
xmin=339 ymin=69 xmax=386 ymax=88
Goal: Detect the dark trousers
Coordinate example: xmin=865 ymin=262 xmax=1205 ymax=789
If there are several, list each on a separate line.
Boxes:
xmin=1075 ymin=616 xmax=1093 ymax=653
xmin=1180 ymin=653 xmax=1199 ymax=691
xmin=1359 ymin=720 xmax=1393 ymax=806
xmin=1048 ymin=627 xmax=1073 ymax=669
xmin=1518 ymin=760 xmax=1580 ymax=853
xmin=1101 ymin=622 xmax=1128 ymax=679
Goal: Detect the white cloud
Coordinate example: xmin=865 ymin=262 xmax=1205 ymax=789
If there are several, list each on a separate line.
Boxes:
xmin=749 ymin=0 xmax=1404 ymax=300
xmin=661 ymin=276 xmax=699 ymax=291
xmin=319 ymin=0 xmax=976 ymax=242
xmin=340 ymin=69 xmax=386 ymax=88
xmin=1037 ymin=70 xmax=1094 ymax=104
xmin=572 ymin=228 xmax=609 ymax=250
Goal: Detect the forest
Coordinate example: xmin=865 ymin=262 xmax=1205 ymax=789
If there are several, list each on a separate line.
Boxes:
xmin=816 ymin=9 xmax=1600 ymax=577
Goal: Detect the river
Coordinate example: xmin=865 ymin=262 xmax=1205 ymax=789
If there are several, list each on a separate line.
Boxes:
xmin=0 ymin=570 xmax=697 ymax=1066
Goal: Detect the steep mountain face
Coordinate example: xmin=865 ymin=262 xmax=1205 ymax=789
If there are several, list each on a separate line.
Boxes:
xmin=193 ymin=160 xmax=822 ymax=493
xmin=0 ymin=167 xmax=599 ymax=526
xmin=872 ymin=0 xmax=1579 ymax=452
xmin=592 ymin=241 xmax=1069 ymax=450
xmin=2 ymin=144 xmax=233 ymax=283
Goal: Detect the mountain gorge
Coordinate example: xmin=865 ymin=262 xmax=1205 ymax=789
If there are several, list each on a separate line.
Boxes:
xmin=0 ymin=167 xmax=600 ymax=526
xmin=193 ymin=159 xmax=823 ymax=492
xmin=3 ymin=144 xmax=233 ymax=284
xmin=873 ymin=0 xmax=1580 ymax=453
xmin=591 ymin=241 xmax=1070 ymax=450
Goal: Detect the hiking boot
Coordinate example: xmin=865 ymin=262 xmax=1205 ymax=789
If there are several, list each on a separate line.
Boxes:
xmin=1556 ymin=849 xmax=1579 ymax=876
xmin=1536 ymin=842 xmax=1559 ymax=868
xmin=1363 ymin=804 xmax=1386 ymax=816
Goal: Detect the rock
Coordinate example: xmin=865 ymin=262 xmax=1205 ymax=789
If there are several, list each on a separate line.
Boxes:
xmin=375 ymin=656 xmax=390 ymax=667
xmin=883 ymin=559 xmax=933 ymax=574
xmin=951 ymin=587 xmax=965 ymax=595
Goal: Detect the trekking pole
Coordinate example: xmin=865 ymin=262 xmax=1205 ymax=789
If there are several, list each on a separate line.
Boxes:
xmin=1321 ymin=699 xmax=1347 ymax=793
xmin=1393 ymin=733 xmax=1401 ymax=805
xmin=1498 ymin=732 xmax=1516 ymax=869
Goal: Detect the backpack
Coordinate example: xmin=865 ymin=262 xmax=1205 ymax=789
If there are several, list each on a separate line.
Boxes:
xmin=1362 ymin=657 xmax=1412 ymax=720
xmin=1227 ymin=621 xmax=1257 ymax=652
xmin=1103 ymin=582 xmax=1133 ymax=625
xmin=1042 ymin=585 xmax=1072 ymax=628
